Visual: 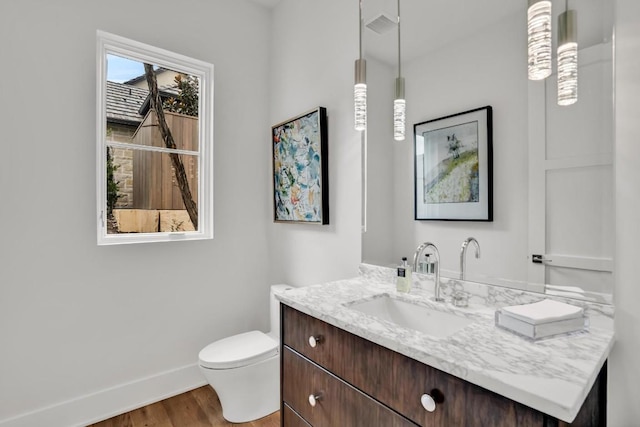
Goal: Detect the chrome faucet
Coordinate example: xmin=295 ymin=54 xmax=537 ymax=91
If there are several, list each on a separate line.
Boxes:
xmin=413 ymin=242 xmax=443 ymax=302
xmin=460 ymin=237 xmax=481 ymax=280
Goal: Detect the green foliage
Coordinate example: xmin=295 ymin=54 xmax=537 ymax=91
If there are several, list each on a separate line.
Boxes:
xmin=106 ymin=147 xmax=122 ymax=216
xmin=162 ymin=74 xmax=199 ymax=117
xmin=444 ymin=150 xmax=477 ymax=177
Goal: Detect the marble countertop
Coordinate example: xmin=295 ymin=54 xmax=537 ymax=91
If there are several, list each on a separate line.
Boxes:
xmin=275 ymin=264 xmax=615 ymax=423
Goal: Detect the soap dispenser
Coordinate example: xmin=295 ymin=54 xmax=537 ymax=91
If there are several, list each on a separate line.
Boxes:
xmin=419 ymin=254 xmax=434 ymax=274
xmin=396 ymin=257 xmax=412 ymax=293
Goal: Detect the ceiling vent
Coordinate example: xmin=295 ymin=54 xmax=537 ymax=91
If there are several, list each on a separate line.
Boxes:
xmin=365 ymin=13 xmax=397 ymax=35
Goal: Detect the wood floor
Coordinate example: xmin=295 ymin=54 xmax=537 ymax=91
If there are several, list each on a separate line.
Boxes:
xmin=88 ymin=386 xmax=280 ymax=427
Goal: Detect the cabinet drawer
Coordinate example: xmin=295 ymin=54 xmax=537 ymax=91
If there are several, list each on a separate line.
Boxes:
xmin=282 ymin=305 xmax=545 ymax=426
xmin=283 ymin=403 xmax=312 ymax=427
xmin=282 ymin=304 xmax=358 ymax=372
xmin=282 ymin=347 xmax=416 ymax=427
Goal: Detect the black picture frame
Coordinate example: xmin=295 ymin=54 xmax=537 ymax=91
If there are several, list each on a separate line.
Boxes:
xmin=272 ymin=107 xmax=329 ymax=224
xmin=414 ymin=106 xmax=493 ymax=221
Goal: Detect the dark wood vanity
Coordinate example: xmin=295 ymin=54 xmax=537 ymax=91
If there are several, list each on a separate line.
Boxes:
xmin=280 ymin=304 xmax=606 ymax=427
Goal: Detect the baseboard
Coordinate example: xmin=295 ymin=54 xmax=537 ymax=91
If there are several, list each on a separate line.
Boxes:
xmin=0 ymin=363 xmax=208 ymax=427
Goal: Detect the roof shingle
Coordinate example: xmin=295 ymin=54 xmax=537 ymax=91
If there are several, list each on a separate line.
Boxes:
xmin=105 ymin=81 xmax=148 ymax=125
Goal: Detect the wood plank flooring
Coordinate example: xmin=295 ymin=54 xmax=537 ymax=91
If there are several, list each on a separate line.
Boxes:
xmin=88 ymin=386 xmax=280 ymax=427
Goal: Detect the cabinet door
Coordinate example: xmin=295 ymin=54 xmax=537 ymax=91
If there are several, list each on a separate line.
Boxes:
xmin=528 ymin=42 xmax=614 ymax=295
xmin=282 ymin=347 xmax=417 ymax=427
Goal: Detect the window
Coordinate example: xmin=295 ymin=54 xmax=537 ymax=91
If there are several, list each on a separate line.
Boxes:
xmin=96 ymin=31 xmax=213 ymax=245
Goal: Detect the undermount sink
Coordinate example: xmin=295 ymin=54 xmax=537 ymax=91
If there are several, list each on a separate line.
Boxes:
xmin=348 ymin=294 xmax=473 ymax=338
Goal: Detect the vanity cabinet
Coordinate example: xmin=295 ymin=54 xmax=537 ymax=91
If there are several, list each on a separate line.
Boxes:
xmin=280 ymin=304 xmax=606 ymax=427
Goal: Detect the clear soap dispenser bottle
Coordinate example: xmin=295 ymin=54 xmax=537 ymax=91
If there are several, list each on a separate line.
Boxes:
xmin=418 ymin=254 xmax=431 ymax=274
xmin=396 ymin=257 xmax=412 ymax=293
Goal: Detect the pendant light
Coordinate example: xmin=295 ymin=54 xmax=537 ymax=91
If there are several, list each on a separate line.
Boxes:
xmin=354 ymin=0 xmax=367 ymax=131
xmin=527 ymin=0 xmax=552 ymax=80
xmin=393 ymin=0 xmax=406 ymax=141
xmin=557 ymin=2 xmax=578 ymax=106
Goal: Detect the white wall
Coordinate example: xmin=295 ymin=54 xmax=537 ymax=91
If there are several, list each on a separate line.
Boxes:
xmin=0 ymin=1 xmax=272 ymax=425
xmin=391 ymin=12 xmax=530 ymax=281
xmin=610 ymin=0 xmax=640 ymax=423
xmin=267 ymin=0 xmax=362 ymax=286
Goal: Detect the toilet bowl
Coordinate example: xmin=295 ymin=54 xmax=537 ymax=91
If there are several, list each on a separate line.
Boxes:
xmin=198 ymin=284 xmax=292 ymax=423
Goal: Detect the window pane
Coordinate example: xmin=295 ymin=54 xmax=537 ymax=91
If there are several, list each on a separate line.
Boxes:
xmin=106 ymin=53 xmax=200 ymax=153
xmin=107 ymin=148 xmax=199 ymax=234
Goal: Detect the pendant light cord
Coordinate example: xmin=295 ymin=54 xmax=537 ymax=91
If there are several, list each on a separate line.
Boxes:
xmin=397 ymin=0 xmax=401 ymax=78
xmin=359 ymin=0 xmax=363 ymax=60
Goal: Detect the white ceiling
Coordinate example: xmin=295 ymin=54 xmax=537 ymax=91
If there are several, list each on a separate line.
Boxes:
xmin=361 ymin=0 xmax=525 ymax=65
xmin=249 ymin=0 xmax=523 ymax=65
xmin=249 ymin=0 xmax=609 ymax=66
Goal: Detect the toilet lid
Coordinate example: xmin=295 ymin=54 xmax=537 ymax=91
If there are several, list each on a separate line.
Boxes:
xmin=199 ymin=330 xmax=278 ymax=369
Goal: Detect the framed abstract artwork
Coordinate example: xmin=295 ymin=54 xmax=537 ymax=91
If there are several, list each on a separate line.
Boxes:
xmin=414 ymin=106 xmax=493 ymax=221
xmin=272 ymin=107 xmax=329 ymax=224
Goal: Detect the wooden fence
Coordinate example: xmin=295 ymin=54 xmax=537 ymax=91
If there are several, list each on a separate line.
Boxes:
xmin=131 ymin=111 xmax=199 ymax=211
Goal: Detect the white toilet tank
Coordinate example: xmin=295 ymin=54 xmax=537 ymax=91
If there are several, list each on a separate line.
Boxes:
xmin=269 ymin=284 xmax=292 ymax=338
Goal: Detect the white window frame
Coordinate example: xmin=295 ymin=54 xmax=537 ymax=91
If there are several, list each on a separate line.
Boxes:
xmin=96 ymin=31 xmax=214 ymax=245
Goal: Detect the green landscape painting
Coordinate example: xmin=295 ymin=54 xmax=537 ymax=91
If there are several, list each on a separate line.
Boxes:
xmin=422 ymin=121 xmax=479 ymax=204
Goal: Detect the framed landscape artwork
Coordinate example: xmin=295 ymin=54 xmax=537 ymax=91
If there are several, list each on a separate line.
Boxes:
xmin=414 ymin=106 xmax=493 ymax=221
xmin=272 ymin=107 xmax=328 ymax=224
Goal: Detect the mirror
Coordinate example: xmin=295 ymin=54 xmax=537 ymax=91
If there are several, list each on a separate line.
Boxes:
xmin=96 ymin=31 xmax=214 ymax=245
xmin=361 ymin=0 xmax=614 ymax=303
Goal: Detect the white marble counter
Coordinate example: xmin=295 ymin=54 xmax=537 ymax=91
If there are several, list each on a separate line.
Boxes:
xmin=276 ymin=263 xmax=615 ymax=423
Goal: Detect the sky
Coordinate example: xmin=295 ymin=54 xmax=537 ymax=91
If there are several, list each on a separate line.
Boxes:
xmin=107 ymin=54 xmax=145 ymax=83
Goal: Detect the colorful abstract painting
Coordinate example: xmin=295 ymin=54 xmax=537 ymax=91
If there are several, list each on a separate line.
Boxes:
xmin=272 ymin=107 xmax=328 ymax=224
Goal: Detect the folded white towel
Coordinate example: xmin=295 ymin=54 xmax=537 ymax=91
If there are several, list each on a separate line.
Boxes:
xmin=501 ymin=299 xmax=584 ymax=325
xmin=546 ymin=284 xmax=585 ymax=293
xmin=545 ymin=290 xmax=596 ymax=302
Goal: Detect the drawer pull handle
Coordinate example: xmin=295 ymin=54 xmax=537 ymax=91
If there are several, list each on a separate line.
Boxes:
xmin=421 ymin=393 xmax=436 ymax=412
xmin=308 ymin=335 xmax=323 ymax=348
xmin=308 ymin=393 xmax=323 ymax=407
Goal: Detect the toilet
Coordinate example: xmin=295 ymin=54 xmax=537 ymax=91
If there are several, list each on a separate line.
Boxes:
xmin=198 ymin=284 xmax=292 ymax=423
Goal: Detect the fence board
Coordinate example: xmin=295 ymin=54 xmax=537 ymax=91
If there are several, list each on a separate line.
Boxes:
xmin=131 ymin=111 xmax=199 ymax=211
